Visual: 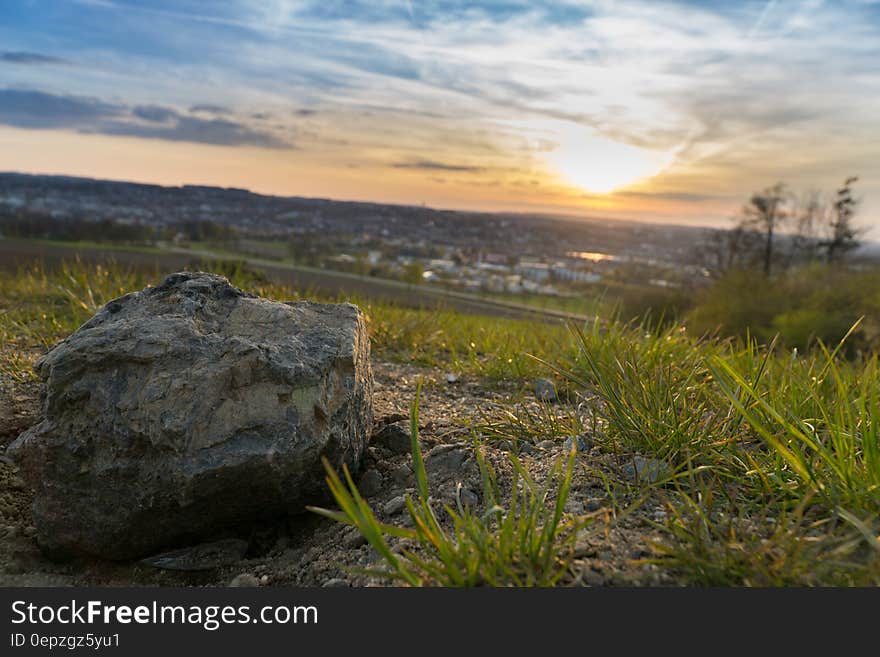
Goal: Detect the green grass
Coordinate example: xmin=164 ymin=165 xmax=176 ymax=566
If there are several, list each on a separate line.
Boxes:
xmin=3 ymin=259 xmax=879 ymax=585
xmin=0 ymin=259 xmax=575 ymax=383
xmin=309 ymin=381 xmax=590 ymax=586
xmin=555 ymin=318 xmax=880 ymax=584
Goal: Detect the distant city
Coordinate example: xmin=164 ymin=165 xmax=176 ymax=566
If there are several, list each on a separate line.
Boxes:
xmin=0 ymin=172 xmax=743 ymax=297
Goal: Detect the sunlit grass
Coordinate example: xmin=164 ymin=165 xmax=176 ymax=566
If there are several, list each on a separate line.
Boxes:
xmin=309 ymin=382 xmax=590 ymax=586
xmin=0 ymin=258 xmax=575 ymax=383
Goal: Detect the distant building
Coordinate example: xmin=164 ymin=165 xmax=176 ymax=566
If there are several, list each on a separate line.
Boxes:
xmin=552 ymin=265 xmax=601 ymax=284
xmin=516 ymin=261 xmax=551 ymax=282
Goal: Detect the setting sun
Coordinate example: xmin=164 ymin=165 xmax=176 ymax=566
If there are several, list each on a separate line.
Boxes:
xmin=546 ymin=127 xmax=673 ymax=194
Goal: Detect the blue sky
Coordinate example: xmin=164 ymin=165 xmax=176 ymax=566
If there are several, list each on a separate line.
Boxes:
xmin=1 ymin=0 xmax=878 ymax=227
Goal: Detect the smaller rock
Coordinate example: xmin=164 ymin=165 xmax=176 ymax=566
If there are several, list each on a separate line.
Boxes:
xmin=622 ymin=456 xmax=672 ymax=483
xmin=534 ymin=378 xmax=557 ymax=402
xmin=425 ymin=445 xmax=469 ymax=476
xmin=563 ymin=434 xmax=592 ymax=453
xmin=343 ymin=529 xmax=367 ymax=549
xmin=229 ymin=573 xmax=261 ymax=588
xmin=565 ymin=499 xmax=584 ymax=514
xmin=141 ymin=538 xmax=249 ymax=572
xmin=536 ymin=440 xmax=556 ymax=451
xmin=260 ymin=574 xmax=270 ymax=585
xmin=445 ymin=372 xmax=459 ymax=384
xmin=457 ymin=487 xmax=479 ymax=510
xmin=371 ymin=423 xmax=412 ymax=455
xmin=323 ymin=578 xmax=350 ymax=588
xmin=357 ymin=469 xmax=383 ymax=498
xmin=383 ymin=495 xmax=407 ymax=516
xmin=378 ymin=413 xmax=408 ymax=425
xmin=391 ymin=464 xmax=413 ymax=486
xmin=580 ymin=568 xmax=605 ymax=587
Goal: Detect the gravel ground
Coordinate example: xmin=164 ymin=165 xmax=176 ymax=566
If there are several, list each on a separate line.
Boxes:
xmin=0 ymin=359 xmax=672 ymax=587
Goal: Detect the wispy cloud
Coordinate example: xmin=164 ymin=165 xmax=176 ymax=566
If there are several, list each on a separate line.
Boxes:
xmin=392 ymin=159 xmax=485 ymax=172
xmin=1 ymin=51 xmax=68 ymax=65
xmin=0 ymin=89 xmax=290 ymax=149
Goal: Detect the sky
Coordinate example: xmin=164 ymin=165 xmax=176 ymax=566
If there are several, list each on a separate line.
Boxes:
xmin=0 ymin=0 xmax=878 ymax=230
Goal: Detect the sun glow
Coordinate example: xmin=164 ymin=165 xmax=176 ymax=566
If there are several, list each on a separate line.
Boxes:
xmin=546 ymin=126 xmax=673 ymax=194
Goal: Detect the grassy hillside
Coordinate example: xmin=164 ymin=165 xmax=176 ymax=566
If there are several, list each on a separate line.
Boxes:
xmin=2 ymin=260 xmax=879 ymax=585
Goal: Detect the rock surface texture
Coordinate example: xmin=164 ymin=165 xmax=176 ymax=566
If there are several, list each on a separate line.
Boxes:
xmin=8 ymin=272 xmax=372 ymax=559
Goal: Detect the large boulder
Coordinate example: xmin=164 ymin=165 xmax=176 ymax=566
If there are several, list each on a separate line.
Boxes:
xmin=8 ymin=272 xmax=372 ymax=560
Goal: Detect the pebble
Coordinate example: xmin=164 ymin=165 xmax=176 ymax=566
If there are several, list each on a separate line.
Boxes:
xmin=391 ymin=464 xmax=413 ymax=486
xmin=534 ymin=378 xmax=557 ymax=402
xmin=357 ymin=469 xmax=383 ymax=498
xmin=536 ymin=440 xmax=556 ymax=451
xmin=383 ymin=495 xmax=407 ymax=516
xmin=141 ymin=538 xmax=249 ymax=571
xmin=322 ymin=578 xmax=350 ymax=588
xmin=581 ymin=568 xmax=605 ymax=587
xmin=563 ymin=434 xmax=592 ymax=453
xmin=622 ymin=456 xmax=672 ymax=483
xmin=343 ymin=529 xmax=367 ymax=549
xmin=457 ymin=487 xmax=479 ymax=509
xmin=260 ymin=574 xmax=269 ymax=585
xmin=445 ymin=373 xmax=459 ymax=384
xmin=371 ymin=423 xmax=411 ymax=455
xmin=229 ymin=573 xmax=261 ymax=587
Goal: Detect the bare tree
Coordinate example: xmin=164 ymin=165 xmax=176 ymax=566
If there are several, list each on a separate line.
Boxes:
xmin=787 ymin=189 xmax=826 ymax=265
xmin=822 ymin=176 xmax=862 ymax=263
xmin=695 ymin=222 xmax=763 ymax=278
xmin=741 ymin=182 xmax=789 ymax=276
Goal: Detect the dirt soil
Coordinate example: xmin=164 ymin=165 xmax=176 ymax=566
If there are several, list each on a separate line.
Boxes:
xmin=0 ymin=360 xmax=671 ymax=587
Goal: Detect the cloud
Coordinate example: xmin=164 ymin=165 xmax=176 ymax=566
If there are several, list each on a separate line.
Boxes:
xmin=392 ymin=159 xmax=484 ymax=172
xmin=0 ymin=51 xmax=68 ymax=65
xmin=101 ymin=114 xmax=290 ymax=148
xmin=133 ymin=105 xmax=179 ymax=122
xmin=0 ymin=89 xmax=123 ymax=128
xmin=189 ymin=104 xmax=232 ymax=114
xmin=0 ymin=89 xmax=289 ymax=148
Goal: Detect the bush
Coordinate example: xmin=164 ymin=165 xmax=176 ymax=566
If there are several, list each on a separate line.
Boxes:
xmin=686 ymin=264 xmax=880 ymax=353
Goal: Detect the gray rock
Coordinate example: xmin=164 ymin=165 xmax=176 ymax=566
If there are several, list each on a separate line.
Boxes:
xmin=383 ymin=495 xmax=407 ymax=516
xmin=357 ymin=469 xmax=383 ymax=498
xmin=563 ymin=434 xmax=592 ymax=453
xmin=7 ymin=272 xmax=373 ymax=560
xmin=622 ymin=456 xmax=672 ymax=483
xmin=371 ymin=423 xmax=411 ymax=455
xmin=140 ymin=538 xmax=249 ymax=571
xmin=322 ymin=578 xmax=350 ymax=587
xmin=425 ymin=445 xmax=469 ymax=477
xmin=391 ymin=464 xmax=414 ymax=486
xmin=536 ymin=440 xmax=556 ymax=451
xmin=229 ymin=573 xmax=261 ymax=587
xmin=457 ymin=487 xmax=479 ymax=510
xmin=534 ymin=378 xmax=557 ymax=402
xmin=342 ymin=529 xmax=367 ymax=549
xmin=445 ymin=372 xmax=459 ymax=384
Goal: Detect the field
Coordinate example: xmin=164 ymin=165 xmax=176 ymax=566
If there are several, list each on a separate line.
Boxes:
xmin=1 ymin=258 xmax=879 ymax=586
